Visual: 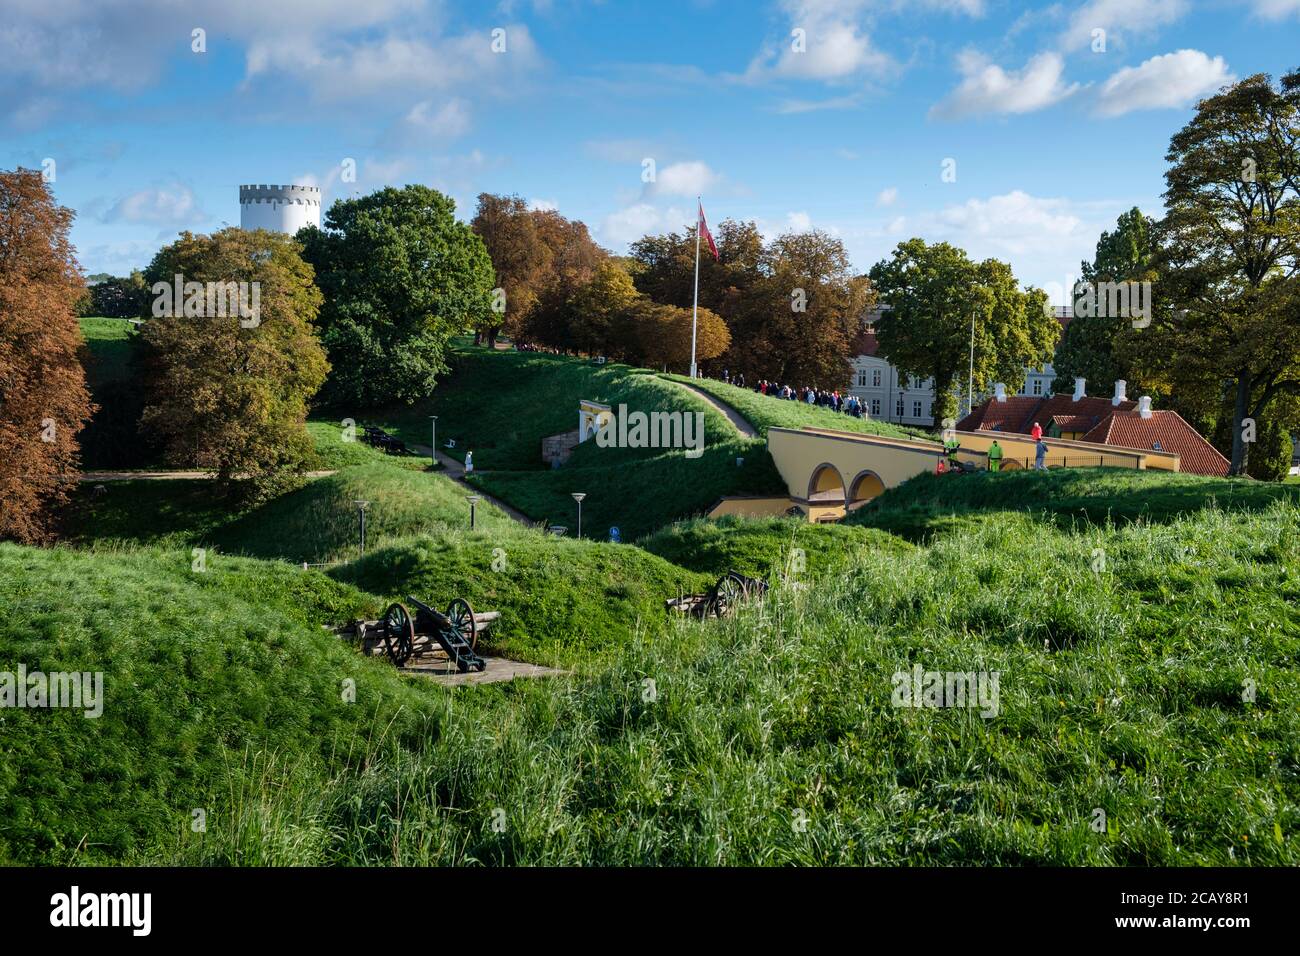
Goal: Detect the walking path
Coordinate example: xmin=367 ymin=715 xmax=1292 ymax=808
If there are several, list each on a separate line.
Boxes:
xmin=410 ymin=443 xmax=534 ymax=527
xmin=663 ymin=378 xmax=758 ymax=438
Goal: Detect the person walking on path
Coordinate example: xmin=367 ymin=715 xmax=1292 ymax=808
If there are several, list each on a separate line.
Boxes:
xmin=465 ymin=449 xmax=474 ymax=475
xmin=988 ymin=440 xmax=1003 ymax=472
xmin=1034 ymin=439 xmax=1047 ymax=471
xmin=1031 ymin=421 xmax=1043 ymax=441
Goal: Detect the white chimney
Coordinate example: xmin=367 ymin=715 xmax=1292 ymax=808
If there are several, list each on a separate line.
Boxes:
xmin=1112 ymin=380 xmax=1127 ymax=405
xmin=1072 ymin=377 xmax=1086 ymax=402
xmin=1138 ymin=396 xmax=1152 ymax=419
xmin=994 ymin=383 xmax=1007 ymax=402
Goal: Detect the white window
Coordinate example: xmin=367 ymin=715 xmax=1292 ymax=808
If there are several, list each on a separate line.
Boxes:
xmin=871 ymin=398 xmax=881 ymax=416
xmin=1032 ymin=379 xmax=1043 ymax=396
xmin=896 ymin=396 xmax=905 ymax=417
xmin=913 ymin=400 xmax=922 ymax=418
xmin=857 ymin=369 xmax=868 ymax=387
xmin=872 ymin=369 xmax=882 ymax=387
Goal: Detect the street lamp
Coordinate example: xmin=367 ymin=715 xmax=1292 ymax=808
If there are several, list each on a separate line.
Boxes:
xmin=429 ymin=415 xmax=438 ymax=467
xmin=466 ymin=494 xmax=481 ymax=530
xmin=571 ymin=492 xmax=586 ymax=539
xmin=353 ymin=500 xmax=370 ymax=557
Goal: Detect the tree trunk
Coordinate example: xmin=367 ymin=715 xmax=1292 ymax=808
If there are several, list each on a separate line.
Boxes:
xmin=1230 ymin=373 xmax=1250 ymax=476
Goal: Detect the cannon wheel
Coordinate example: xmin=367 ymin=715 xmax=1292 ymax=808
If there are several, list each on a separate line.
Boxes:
xmin=447 ymin=597 xmax=478 ymax=651
xmin=708 ymin=573 xmax=748 ymax=619
xmin=382 ymin=602 xmax=415 ymax=666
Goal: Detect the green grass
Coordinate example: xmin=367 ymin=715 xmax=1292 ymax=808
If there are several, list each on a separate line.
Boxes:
xmin=78 ymin=317 xmax=138 ymax=389
xmin=210 ymin=464 xmax=517 ymax=565
xmin=850 ymin=467 xmax=1300 ymax=541
xmin=305 ymin=420 xmax=432 ymax=472
xmin=640 ymin=514 xmax=914 ymax=579
xmin=363 ymin=345 xmax=787 ymax=538
xmin=128 ymin=504 xmax=1300 ymax=865
xmin=0 ymin=543 xmax=441 ymax=865
xmin=331 ymin=529 xmax=709 ymax=667
xmin=662 ymin=373 xmax=935 ymax=441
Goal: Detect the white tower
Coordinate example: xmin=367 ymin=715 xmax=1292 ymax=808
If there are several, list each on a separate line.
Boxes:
xmin=239 ymin=184 xmax=321 ymax=234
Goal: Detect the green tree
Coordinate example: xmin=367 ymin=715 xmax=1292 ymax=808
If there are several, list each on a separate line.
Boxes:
xmin=569 ymin=260 xmax=640 ymax=356
xmin=1246 ymin=415 xmax=1292 ymax=481
xmin=1052 ymin=207 xmax=1156 ymax=394
xmin=1133 ymin=69 xmax=1300 ymax=475
xmin=138 ymin=228 xmax=328 ymax=500
xmin=299 ymin=185 xmax=495 ymax=407
xmin=869 ymin=238 xmax=1058 ymax=424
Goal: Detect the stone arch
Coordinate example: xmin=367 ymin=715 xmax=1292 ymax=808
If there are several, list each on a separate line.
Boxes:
xmin=847 ymin=470 xmax=885 ymax=510
xmin=807 ymin=462 xmax=847 ymax=502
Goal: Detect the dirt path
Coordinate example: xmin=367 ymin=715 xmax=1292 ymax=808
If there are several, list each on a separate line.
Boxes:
xmin=410 ymin=443 xmax=534 ymax=527
xmin=663 ymin=378 xmax=759 ymax=438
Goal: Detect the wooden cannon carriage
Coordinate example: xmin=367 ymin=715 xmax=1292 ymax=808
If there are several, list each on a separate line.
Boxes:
xmin=666 ymin=571 xmax=768 ymax=620
xmin=361 ymin=424 xmax=413 ymax=456
xmin=350 ymin=595 xmax=500 ymax=673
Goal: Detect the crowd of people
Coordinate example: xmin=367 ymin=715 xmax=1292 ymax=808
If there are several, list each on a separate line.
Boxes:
xmin=718 ymin=369 xmax=868 ymax=418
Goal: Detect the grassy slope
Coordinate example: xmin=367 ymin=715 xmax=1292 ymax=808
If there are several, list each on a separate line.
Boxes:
xmin=332 ymin=530 xmax=709 ymax=667
xmin=640 ymin=514 xmax=913 ymax=579
xmin=367 ymin=346 xmax=787 ymax=539
xmin=663 ymin=373 xmax=935 ymax=441
xmin=850 ymin=467 xmax=1300 ymax=541
xmin=137 ymin=505 xmax=1300 ymax=865
xmin=79 ymin=317 xmax=137 ymax=387
xmin=0 ymin=543 xmax=441 ymax=865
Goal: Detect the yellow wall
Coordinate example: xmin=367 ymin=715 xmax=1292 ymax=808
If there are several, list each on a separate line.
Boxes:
xmin=707 ymin=496 xmax=799 ymax=519
xmin=955 ymin=430 xmax=1180 ymax=472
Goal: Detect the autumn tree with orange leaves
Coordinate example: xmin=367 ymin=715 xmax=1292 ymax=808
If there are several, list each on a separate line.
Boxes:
xmin=0 ymin=169 xmax=94 ymax=543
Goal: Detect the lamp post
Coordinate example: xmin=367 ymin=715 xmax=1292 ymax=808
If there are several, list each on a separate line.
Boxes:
xmin=429 ymin=415 xmax=438 ymax=467
xmin=353 ymin=500 xmax=370 ymax=558
xmin=466 ymin=494 xmax=481 ymax=530
xmin=571 ymin=492 xmax=586 ymax=539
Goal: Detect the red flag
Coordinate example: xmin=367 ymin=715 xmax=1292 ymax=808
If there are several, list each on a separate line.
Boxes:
xmin=698 ymin=201 xmax=719 ymax=260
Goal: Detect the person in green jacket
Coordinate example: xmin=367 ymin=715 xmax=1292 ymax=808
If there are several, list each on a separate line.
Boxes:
xmin=988 ymin=440 xmax=1003 ymax=472
xmin=944 ymin=436 xmax=961 ymax=470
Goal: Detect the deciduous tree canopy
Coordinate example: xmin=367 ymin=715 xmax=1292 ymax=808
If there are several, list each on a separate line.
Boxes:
xmin=138 ymin=227 xmax=327 ymax=500
xmin=0 ymin=169 xmax=94 ymax=543
xmin=300 ymin=185 xmax=495 ymax=407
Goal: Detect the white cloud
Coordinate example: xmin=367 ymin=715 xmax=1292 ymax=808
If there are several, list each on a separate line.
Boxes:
xmin=1251 ymin=0 xmax=1300 ymax=17
xmin=786 ymin=211 xmax=813 ymax=231
xmin=775 ymin=93 xmax=864 ymax=113
xmin=600 ymin=203 xmax=689 ymax=246
xmin=931 ymin=51 xmax=1080 ymax=119
xmin=648 ymin=161 xmax=720 ymax=198
xmin=877 ymin=187 xmax=899 ymax=207
xmin=400 ymin=98 xmax=472 ymax=139
xmin=528 ymin=198 xmax=558 ymax=212
xmin=101 ymin=184 xmax=204 ymax=226
xmin=1094 ymin=50 xmax=1234 ymax=117
xmin=1060 ymin=0 xmax=1185 ymax=51
xmin=744 ymin=1 xmax=893 ymax=83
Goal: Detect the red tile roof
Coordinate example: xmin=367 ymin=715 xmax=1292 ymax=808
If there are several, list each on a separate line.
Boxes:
xmin=1081 ymin=410 xmax=1230 ymax=477
xmin=958 ymin=392 xmax=1229 ymax=476
xmin=956 ymin=395 xmax=1042 ymax=432
xmin=1026 ymin=394 xmax=1135 ymax=435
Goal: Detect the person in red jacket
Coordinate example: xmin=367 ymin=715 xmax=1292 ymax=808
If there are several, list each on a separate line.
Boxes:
xmin=1030 ymin=421 xmax=1043 ymax=441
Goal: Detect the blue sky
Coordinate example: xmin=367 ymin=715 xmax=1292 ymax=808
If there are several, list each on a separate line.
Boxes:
xmin=3 ymin=0 xmax=1297 ymax=300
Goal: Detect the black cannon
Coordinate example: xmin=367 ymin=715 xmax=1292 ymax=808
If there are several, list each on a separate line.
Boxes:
xmin=665 ymin=571 xmax=769 ymax=620
xmin=378 ymin=595 xmax=489 ymax=672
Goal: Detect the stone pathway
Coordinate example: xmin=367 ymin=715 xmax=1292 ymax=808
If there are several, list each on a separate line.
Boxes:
xmin=402 ymin=655 xmax=569 ymax=686
xmin=409 ymin=443 xmax=534 ymax=526
xmin=663 ymin=378 xmax=758 ymax=438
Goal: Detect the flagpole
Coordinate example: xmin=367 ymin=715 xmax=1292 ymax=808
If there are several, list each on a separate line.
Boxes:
xmin=967 ymin=310 xmax=975 ymax=416
xmin=690 ymin=197 xmax=701 ymax=379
